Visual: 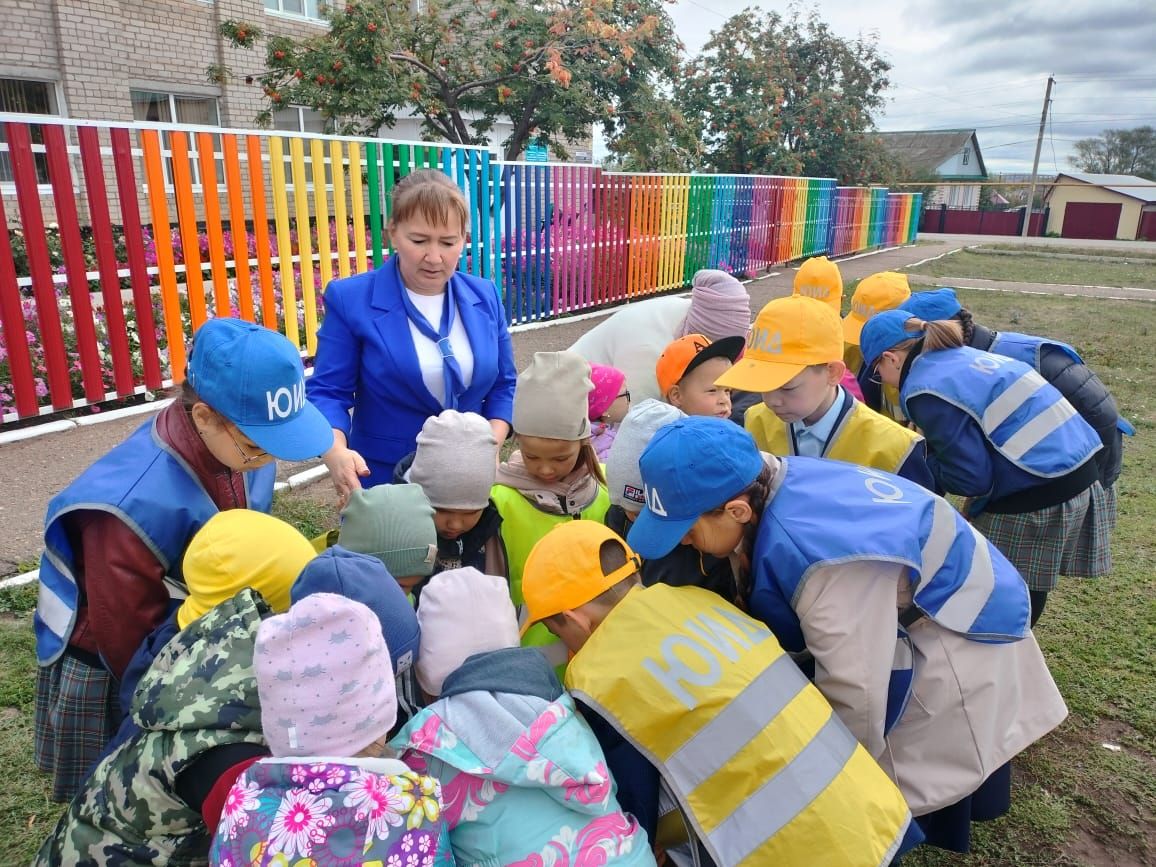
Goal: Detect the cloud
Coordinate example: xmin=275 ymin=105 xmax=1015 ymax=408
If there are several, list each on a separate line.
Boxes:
xmin=661 ymin=0 xmax=1156 ymax=174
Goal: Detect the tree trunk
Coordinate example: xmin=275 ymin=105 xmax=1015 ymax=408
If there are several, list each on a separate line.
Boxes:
xmin=504 ymin=86 xmax=546 ymax=161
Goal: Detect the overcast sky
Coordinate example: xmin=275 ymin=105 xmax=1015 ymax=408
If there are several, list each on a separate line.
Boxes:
xmin=640 ymin=0 xmax=1156 ymax=176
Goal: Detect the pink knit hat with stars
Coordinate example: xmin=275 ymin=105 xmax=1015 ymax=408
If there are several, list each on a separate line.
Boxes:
xmin=255 ymin=593 xmax=397 ymax=757
xmin=588 ymin=363 xmax=627 ymax=421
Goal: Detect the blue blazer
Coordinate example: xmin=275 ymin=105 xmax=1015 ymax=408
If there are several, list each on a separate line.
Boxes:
xmin=308 ymin=257 xmax=517 ymax=487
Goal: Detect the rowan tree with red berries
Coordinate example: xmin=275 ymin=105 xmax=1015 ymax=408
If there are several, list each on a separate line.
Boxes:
xmin=677 ymin=9 xmax=893 ymax=183
xmin=223 ymin=0 xmax=685 ymax=163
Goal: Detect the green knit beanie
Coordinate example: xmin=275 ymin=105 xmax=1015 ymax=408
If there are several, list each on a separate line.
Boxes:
xmin=338 ymin=484 xmax=438 ymax=579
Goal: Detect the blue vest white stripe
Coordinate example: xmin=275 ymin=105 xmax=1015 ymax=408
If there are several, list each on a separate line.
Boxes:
xmin=750 ymin=457 xmax=1029 ymax=732
xmin=35 ymin=417 xmax=276 ymax=666
xmin=990 ymin=331 xmax=1135 ymax=436
xmin=902 ymin=346 xmax=1101 ymax=479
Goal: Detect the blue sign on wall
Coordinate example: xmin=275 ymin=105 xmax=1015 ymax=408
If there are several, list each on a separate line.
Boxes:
xmin=525 ymin=143 xmax=549 ymax=163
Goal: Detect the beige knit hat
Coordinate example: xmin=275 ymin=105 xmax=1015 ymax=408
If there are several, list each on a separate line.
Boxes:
xmin=409 ymin=410 xmax=497 ymax=510
xmin=512 ymin=351 xmax=593 ymax=441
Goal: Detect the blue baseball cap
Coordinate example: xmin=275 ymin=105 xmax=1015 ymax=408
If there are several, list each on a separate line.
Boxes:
xmin=859 ymin=309 xmax=925 ymax=369
xmin=627 ymin=417 xmax=764 ymax=559
xmin=900 ymin=288 xmax=962 ymax=322
xmin=187 ymin=317 xmax=333 ymax=461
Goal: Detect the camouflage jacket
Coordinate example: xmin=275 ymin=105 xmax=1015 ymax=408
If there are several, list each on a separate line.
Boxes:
xmin=35 ymin=589 xmax=271 ymax=867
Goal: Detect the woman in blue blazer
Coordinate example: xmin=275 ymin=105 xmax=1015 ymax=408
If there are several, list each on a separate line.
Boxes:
xmin=308 ymin=171 xmax=516 ymax=499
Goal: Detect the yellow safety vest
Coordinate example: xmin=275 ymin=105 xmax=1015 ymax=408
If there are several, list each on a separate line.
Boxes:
xmin=567 ymin=585 xmax=911 ymax=867
xmin=746 ymin=399 xmax=922 ymax=475
xmin=490 ymin=482 xmax=609 ymax=663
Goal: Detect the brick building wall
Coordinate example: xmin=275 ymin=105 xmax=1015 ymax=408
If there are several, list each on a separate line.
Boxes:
xmin=1 ymin=0 xmax=326 ymax=125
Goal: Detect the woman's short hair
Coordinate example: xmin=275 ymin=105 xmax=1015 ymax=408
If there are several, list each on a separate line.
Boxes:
xmin=388 ymin=169 xmax=469 ymax=235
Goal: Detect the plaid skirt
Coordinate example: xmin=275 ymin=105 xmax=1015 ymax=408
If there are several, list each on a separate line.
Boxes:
xmin=972 ymin=481 xmax=1113 ymax=592
xmin=33 ymin=654 xmax=119 ymax=803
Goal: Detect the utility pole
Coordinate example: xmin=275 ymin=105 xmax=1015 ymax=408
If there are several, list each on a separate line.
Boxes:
xmin=1021 ymin=75 xmax=1055 ymax=237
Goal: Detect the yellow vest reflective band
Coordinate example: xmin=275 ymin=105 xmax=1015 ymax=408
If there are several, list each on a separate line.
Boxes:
xmin=567 ymin=585 xmax=911 ymax=867
xmin=746 ymin=399 xmax=922 ymax=474
xmin=490 ymin=482 xmax=610 ymax=663
xmin=881 ymin=383 xmax=907 ymax=423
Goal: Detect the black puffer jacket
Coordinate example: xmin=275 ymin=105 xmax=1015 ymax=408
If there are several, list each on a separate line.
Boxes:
xmin=970 ymin=324 xmax=1124 ymax=488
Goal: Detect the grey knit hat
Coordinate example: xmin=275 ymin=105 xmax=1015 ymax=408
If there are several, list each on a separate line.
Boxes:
xmin=512 ymin=351 xmax=593 ymax=441
xmin=338 ymin=484 xmax=438 ymax=579
xmin=605 ymin=399 xmax=686 ymax=510
xmin=409 ymin=410 xmax=497 ymax=510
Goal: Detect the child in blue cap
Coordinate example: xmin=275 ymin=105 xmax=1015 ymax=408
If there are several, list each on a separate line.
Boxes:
xmin=33 ymin=317 xmax=334 ymax=802
xmin=860 ymin=308 xmax=1112 ymax=626
xmin=628 ymin=416 xmax=1068 ymax=854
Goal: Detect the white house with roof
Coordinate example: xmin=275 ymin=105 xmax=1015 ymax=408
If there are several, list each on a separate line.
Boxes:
xmin=1044 ymin=172 xmax=1156 ymax=240
xmin=876 ymin=129 xmax=987 ymax=208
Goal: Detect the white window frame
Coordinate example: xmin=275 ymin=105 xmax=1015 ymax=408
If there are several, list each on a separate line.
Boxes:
xmin=130 ymin=89 xmax=223 ymax=191
xmin=0 ymin=77 xmax=66 ymax=194
xmin=264 ymin=0 xmax=326 ymax=23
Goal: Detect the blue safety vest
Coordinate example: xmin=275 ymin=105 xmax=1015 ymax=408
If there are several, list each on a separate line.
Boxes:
xmin=35 ymin=417 xmax=276 ymax=665
xmin=750 ymin=456 xmax=1029 ymax=733
xmin=902 ymin=346 xmax=1102 ymax=479
xmin=990 ymin=331 xmax=1135 ymax=436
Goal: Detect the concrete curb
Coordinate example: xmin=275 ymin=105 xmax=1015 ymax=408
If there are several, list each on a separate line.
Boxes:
xmin=0 ymin=399 xmax=173 ymax=446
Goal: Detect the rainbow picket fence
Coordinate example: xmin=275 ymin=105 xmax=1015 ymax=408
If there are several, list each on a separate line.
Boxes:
xmin=0 ymin=115 xmax=920 ymax=424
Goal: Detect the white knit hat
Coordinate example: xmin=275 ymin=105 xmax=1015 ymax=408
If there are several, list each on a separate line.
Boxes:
xmin=409 ymin=410 xmax=497 ymax=510
xmin=606 ymin=399 xmax=686 ymax=509
xmin=414 ymin=568 xmax=520 ymax=696
xmin=512 ymin=351 xmax=593 ymax=441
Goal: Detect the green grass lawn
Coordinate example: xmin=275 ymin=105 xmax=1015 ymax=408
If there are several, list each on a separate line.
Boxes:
xmin=986 ymin=244 xmax=1156 ymax=262
xmin=1 ymin=289 xmax=1154 ymax=864
xmin=907 ymin=249 xmax=1156 ymax=290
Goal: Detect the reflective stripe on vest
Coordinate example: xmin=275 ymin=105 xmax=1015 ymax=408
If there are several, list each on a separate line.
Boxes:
xmin=567 ymin=584 xmax=911 ymax=867
xmin=749 ymin=458 xmax=1029 ymax=733
xmin=35 ymin=417 xmax=276 ymax=664
xmin=990 ymin=331 xmax=1136 ymax=437
xmin=746 ymin=398 xmax=921 ymax=475
xmin=902 ymin=346 xmax=1101 ymax=479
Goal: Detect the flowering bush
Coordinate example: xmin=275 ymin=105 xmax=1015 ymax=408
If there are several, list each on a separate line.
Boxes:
xmin=1 ymin=219 xmax=364 ymax=419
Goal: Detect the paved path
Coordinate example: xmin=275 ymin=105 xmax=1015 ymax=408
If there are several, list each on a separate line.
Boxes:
xmin=4 ymin=234 xmax=1134 ymax=576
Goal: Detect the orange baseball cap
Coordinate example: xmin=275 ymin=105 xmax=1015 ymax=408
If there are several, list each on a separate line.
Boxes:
xmin=842 ymin=272 xmax=911 ymax=345
xmin=519 ymin=521 xmax=641 ymax=637
xmin=655 ymin=333 xmax=746 ymax=397
xmin=714 ymin=296 xmax=843 ymax=393
xmin=792 ymin=256 xmax=844 ymax=312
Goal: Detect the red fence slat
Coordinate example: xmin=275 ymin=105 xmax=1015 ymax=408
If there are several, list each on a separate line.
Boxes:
xmin=78 ymin=126 xmax=134 ymax=396
xmin=0 ymin=186 xmax=39 ymax=417
xmin=110 ymin=127 xmax=163 ymax=390
xmin=7 ymin=122 xmax=73 ymax=409
xmin=44 ymin=124 xmax=106 ymax=403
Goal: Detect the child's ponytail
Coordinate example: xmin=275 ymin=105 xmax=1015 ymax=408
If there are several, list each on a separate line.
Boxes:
xmin=911 ymin=317 xmax=966 ymax=352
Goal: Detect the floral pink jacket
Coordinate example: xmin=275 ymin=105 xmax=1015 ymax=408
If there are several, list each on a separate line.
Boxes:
xmin=208 ymin=756 xmax=455 ymax=867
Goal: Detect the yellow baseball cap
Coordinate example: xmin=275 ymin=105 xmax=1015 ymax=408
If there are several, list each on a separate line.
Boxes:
xmin=792 ymin=256 xmax=843 ymax=312
xmin=520 ymin=521 xmax=641 ymax=637
xmin=842 ymin=272 xmax=911 ymax=345
xmin=177 ymin=511 xmax=317 ymax=629
xmin=714 ymin=296 xmax=843 ymax=393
